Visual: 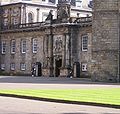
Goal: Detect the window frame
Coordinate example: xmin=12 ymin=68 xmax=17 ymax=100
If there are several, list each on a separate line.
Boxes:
xmin=32 ymin=38 xmax=37 ymax=54
xmin=10 ymin=63 xmax=15 ymax=71
xmin=3 ymin=18 xmax=9 ymax=26
xmin=1 ymin=41 xmax=6 ymax=54
xmin=20 ymin=63 xmax=26 ymax=71
xmin=21 ymin=40 xmax=26 ymax=54
xmin=82 ymin=35 xmax=88 ymax=52
xmin=11 ymin=39 xmax=16 ymax=54
xmin=1 ymin=64 xmax=5 ymax=70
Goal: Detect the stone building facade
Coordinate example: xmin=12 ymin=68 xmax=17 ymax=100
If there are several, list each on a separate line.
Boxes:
xmin=0 ymin=1 xmax=92 ymax=78
xmin=1 ymin=0 xmax=120 ymax=83
xmin=92 ymin=0 xmax=120 ymax=82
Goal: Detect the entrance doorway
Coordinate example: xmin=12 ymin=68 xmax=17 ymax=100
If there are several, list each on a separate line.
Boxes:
xmin=55 ymin=59 xmax=62 ymax=77
xmin=36 ymin=62 xmax=42 ymax=76
xmin=73 ymin=62 xmax=80 ymax=78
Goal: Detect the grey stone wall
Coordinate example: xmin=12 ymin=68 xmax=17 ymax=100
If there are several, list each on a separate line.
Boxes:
xmin=0 ymin=31 xmax=44 ymax=75
xmin=0 ymin=24 xmax=92 ymax=77
xmin=92 ymin=0 xmax=119 ymax=82
xmin=69 ymin=26 xmax=92 ymax=78
xmin=78 ymin=26 xmax=92 ymax=77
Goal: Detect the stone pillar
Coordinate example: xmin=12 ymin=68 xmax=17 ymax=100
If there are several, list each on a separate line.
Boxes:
xmin=22 ymin=5 xmax=26 ymax=24
xmin=36 ymin=8 xmax=39 ymax=22
xmin=43 ymin=35 xmax=48 ymax=67
xmin=59 ymin=34 xmax=70 ymax=76
xmin=65 ymin=34 xmax=70 ymax=67
xmin=42 ymin=35 xmax=50 ymax=76
xmin=9 ymin=8 xmax=11 ymax=28
xmin=19 ymin=7 xmax=21 ymax=25
xmin=49 ymin=29 xmax=54 ymax=76
xmin=0 ymin=3 xmax=1 ymax=30
xmin=62 ymin=34 xmax=66 ymax=67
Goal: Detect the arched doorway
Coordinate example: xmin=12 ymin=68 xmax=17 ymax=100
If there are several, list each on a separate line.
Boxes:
xmin=55 ymin=59 xmax=62 ymax=77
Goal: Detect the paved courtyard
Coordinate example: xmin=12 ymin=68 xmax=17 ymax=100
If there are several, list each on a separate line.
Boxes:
xmin=0 ymin=76 xmax=120 ymax=114
xmin=0 ymin=76 xmax=119 ymax=90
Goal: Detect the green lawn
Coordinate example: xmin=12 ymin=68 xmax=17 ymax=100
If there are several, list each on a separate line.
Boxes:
xmin=0 ymin=88 xmax=120 ymax=105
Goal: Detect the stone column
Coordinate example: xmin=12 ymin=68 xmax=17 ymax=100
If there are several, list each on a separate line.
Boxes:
xmin=9 ymin=8 xmax=12 ymax=28
xmin=36 ymin=8 xmax=40 ymax=22
xmin=62 ymin=34 xmax=65 ymax=68
xmin=0 ymin=4 xmax=2 ymax=30
xmin=19 ymin=7 xmax=21 ymax=25
xmin=65 ymin=34 xmax=70 ymax=67
xmin=48 ymin=28 xmax=54 ymax=76
xmin=22 ymin=5 xmax=26 ymax=24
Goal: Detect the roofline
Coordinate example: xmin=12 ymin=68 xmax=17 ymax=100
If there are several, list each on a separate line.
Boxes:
xmin=0 ymin=2 xmax=92 ymax=13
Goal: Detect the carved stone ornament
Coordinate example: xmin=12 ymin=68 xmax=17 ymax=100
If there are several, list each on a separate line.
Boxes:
xmin=53 ymin=36 xmax=63 ymax=54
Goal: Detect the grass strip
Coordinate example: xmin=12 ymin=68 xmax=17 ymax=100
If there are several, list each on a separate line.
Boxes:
xmin=0 ymin=88 xmax=120 ymax=106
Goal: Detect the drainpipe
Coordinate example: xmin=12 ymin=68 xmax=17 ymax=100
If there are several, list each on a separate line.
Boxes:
xmin=49 ymin=11 xmax=54 ymax=77
xmin=118 ymin=9 xmax=120 ymax=83
xmin=0 ymin=4 xmax=1 ymax=71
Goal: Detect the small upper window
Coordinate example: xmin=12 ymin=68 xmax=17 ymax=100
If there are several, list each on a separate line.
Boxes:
xmin=82 ymin=35 xmax=88 ymax=51
xmin=28 ymin=12 xmax=34 ymax=23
